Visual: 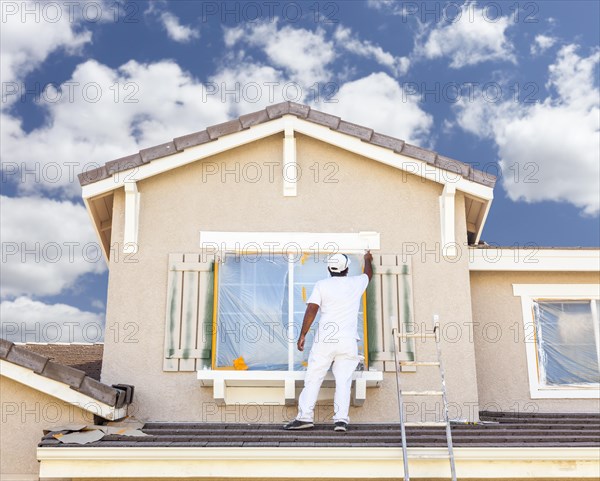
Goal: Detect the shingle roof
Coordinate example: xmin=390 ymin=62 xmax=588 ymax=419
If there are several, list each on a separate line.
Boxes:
xmin=21 ymin=343 xmax=103 ymax=380
xmin=78 ymin=101 xmax=496 ymax=188
xmin=38 ymin=412 xmax=600 ymax=448
xmin=1 ymin=339 xmax=132 ymax=409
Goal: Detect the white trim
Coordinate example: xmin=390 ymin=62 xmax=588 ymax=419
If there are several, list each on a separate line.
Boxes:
xmin=197 ymin=370 xmax=383 ymax=406
xmin=199 ymin=231 xmax=381 ymax=254
xmin=470 ymin=248 xmax=600 ymax=271
xmin=287 ymin=254 xmax=295 ymax=371
xmin=83 ymin=196 xmax=109 ymax=263
xmin=123 ymin=181 xmax=140 ymax=254
xmin=37 ymin=446 xmax=600 ymax=479
xmin=513 ymin=284 xmax=600 ymax=399
xmin=282 ymin=116 xmax=297 ymax=197
xmin=0 ymin=360 xmax=127 ymax=420
xmin=439 ymin=183 xmax=457 ymax=257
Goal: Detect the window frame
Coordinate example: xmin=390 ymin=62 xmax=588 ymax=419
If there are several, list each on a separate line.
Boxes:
xmin=211 ymin=251 xmax=370 ymax=372
xmin=513 ymin=284 xmax=600 ymax=399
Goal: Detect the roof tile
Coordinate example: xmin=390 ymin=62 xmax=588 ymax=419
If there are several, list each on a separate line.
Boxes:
xmin=139 ymin=142 xmax=179 ymax=163
xmin=173 ymin=130 xmax=211 ymax=151
xmin=336 ymin=120 xmax=374 ymax=141
xmin=468 ymin=166 xmax=496 ymax=187
xmin=74 ymin=376 xmax=118 ymax=406
xmin=0 ymin=338 xmax=13 ymax=359
xmin=306 ymin=109 xmax=341 ymax=129
xmin=370 ymin=132 xmax=405 ymax=153
xmin=105 ymin=153 xmax=143 ymax=176
xmin=288 ymin=102 xmax=310 ymax=118
xmin=41 ymin=361 xmax=86 ymax=388
xmin=78 ymin=165 xmax=109 ymax=186
xmin=7 ymin=345 xmax=49 ymax=373
xmin=239 ymin=110 xmax=270 ymax=129
xmin=266 ymin=101 xmax=291 ymax=119
xmin=207 ymin=119 xmax=243 ymax=140
xmin=436 ymin=155 xmax=470 ymax=177
xmin=402 ymin=143 xmax=437 ymax=164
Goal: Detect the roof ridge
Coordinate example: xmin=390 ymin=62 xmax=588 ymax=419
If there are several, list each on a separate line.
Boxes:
xmin=78 ymin=101 xmax=496 ymax=189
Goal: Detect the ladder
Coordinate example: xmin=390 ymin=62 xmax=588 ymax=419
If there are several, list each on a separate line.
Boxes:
xmin=392 ymin=315 xmax=457 ymax=481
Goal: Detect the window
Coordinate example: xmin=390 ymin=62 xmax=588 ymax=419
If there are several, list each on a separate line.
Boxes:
xmin=213 ymin=253 xmax=368 ymax=371
xmin=513 ymin=284 xmax=600 ymax=398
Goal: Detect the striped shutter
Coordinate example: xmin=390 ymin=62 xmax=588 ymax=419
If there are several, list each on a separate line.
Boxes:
xmin=163 ymin=253 xmax=215 ymax=372
xmin=366 ymin=254 xmax=415 ymax=372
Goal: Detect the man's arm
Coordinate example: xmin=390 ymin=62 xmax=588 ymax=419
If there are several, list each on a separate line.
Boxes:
xmin=297 ymin=303 xmax=319 ymax=351
xmin=364 ymin=250 xmax=373 ymax=281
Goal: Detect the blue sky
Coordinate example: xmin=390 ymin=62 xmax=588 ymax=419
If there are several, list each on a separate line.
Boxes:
xmin=1 ymin=0 xmax=599 ymax=342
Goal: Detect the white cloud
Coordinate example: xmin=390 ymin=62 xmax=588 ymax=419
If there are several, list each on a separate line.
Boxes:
xmin=0 ymin=195 xmax=106 ymax=299
xmin=317 ymin=72 xmax=433 ymax=145
xmin=1 ymin=59 xmax=229 ymax=197
xmin=334 ymin=26 xmax=410 ymax=76
xmin=159 ymin=11 xmax=199 ymax=43
xmin=0 ymin=0 xmax=92 ymax=88
xmin=455 ymin=45 xmax=600 ymax=215
xmin=531 ymin=34 xmax=557 ymax=55
xmin=415 ymin=1 xmax=515 ymax=68
xmin=1 ymin=297 xmax=104 ymax=343
xmin=223 ymin=22 xmax=336 ymax=86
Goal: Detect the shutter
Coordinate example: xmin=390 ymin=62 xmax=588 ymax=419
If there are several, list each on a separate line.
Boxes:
xmin=366 ymin=254 xmax=415 ymax=372
xmin=163 ymin=253 xmax=215 ymax=371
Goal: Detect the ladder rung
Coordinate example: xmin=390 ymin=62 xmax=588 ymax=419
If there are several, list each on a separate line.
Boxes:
xmin=397 ymin=333 xmax=436 ymax=339
xmin=402 ymin=390 xmax=443 ymax=396
xmin=404 ymin=421 xmax=447 ymax=427
xmin=400 ymin=361 xmax=440 ymax=366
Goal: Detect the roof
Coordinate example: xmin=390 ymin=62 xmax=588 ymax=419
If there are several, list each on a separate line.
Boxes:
xmin=78 ymin=101 xmax=496 ymax=189
xmin=21 ymin=342 xmax=103 ymax=380
xmin=38 ymin=411 xmax=600 ymax=448
xmin=1 ymin=338 xmax=132 ymax=410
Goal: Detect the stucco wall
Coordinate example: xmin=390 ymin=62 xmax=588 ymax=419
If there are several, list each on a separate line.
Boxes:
xmin=0 ymin=376 xmax=92 ymax=479
xmin=470 ymin=270 xmax=600 ymax=413
xmin=101 ymin=132 xmax=480 ymax=423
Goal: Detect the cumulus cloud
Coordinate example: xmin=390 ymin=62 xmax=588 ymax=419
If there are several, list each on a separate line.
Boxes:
xmin=1 ymin=59 xmax=229 ymax=197
xmin=334 ymin=26 xmax=410 ymax=76
xmin=1 ymin=297 xmax=104 ymax=343
xmin=415 ymin=1 xmax=516 ymax=68
xmin=531 ymin=34 xmax=558 ymax=55
xmin=224 ymin=21 xmax=336 ymax=86
xmin=0 ymin=0 xmax=92 ymax=88
xmin=0 ymin=195 xmax=107 ymax=299
xmin=454 ymin=45 xmax=600 ymax=215
xmin=159 ymin=11 xmax=199 ymax=43
xmin=317 ymin=72 xmax=433 ymax=145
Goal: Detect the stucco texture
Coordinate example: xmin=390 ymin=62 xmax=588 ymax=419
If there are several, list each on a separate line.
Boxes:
xmin=470 ymin=270 xmax=600 ymax=413
xmin=101 ymin=132 xmax=480 ymax=423
xmin=0 ymin=376 xmax=92 ymax=478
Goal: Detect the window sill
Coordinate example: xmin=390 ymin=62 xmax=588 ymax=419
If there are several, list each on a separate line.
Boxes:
xmin=530 ymin=386 xmax=600 ymax=399
xmin=197 ymin=369 xmax=383 ymax=406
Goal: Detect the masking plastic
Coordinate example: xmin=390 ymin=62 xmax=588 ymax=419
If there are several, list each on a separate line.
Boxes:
xmin=215 ymin=253 xmax=366 ymax=370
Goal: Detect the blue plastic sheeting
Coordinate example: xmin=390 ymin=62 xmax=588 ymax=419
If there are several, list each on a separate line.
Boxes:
xmin=534 ymin=300 xmax=600 ymax=386
xmin=215 ymin=253 xmax=366 ymax=371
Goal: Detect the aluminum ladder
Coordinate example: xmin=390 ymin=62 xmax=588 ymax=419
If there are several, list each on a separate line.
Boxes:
xmin=392 ymin=315 xmax=457 ymax=481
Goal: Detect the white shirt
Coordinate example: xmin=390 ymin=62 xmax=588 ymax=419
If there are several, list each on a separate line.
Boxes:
xmin=307 ymin=274 xmax=369 ymax=342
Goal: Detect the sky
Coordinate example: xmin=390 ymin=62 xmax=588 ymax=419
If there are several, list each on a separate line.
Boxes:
xmin=1 ymin=0 xmax=599 ymax=343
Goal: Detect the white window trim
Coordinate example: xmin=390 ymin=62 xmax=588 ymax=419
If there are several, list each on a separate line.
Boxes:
xmin=200 ymin=231 xmax=380 ymax=253
xmin=513 ymin=284 xmax=600 ymax=399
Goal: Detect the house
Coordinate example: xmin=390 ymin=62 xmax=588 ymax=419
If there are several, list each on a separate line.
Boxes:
xmin=1 ymin=101 xmax=598 ymax=480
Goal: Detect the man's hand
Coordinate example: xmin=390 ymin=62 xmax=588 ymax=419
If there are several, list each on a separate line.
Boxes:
xmin=364 ymin=250 xmax=373 ymax=281
xmin=297 ymin=334 xmax=306 ymax=352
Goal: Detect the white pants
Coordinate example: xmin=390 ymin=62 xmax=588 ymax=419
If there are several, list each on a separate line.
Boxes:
xmin=296 ymin=338 xmax=360 ymax=424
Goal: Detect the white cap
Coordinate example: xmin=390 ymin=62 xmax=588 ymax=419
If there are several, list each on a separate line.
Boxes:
xmin=328 ymin=253 xmax=351 ymax=272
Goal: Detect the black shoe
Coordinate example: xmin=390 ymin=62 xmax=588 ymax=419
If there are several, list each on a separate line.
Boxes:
xmin=334 ymin=421 xmax=348 ymax=432
xmin=283 ymin=420 xmax=314 ymax=430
